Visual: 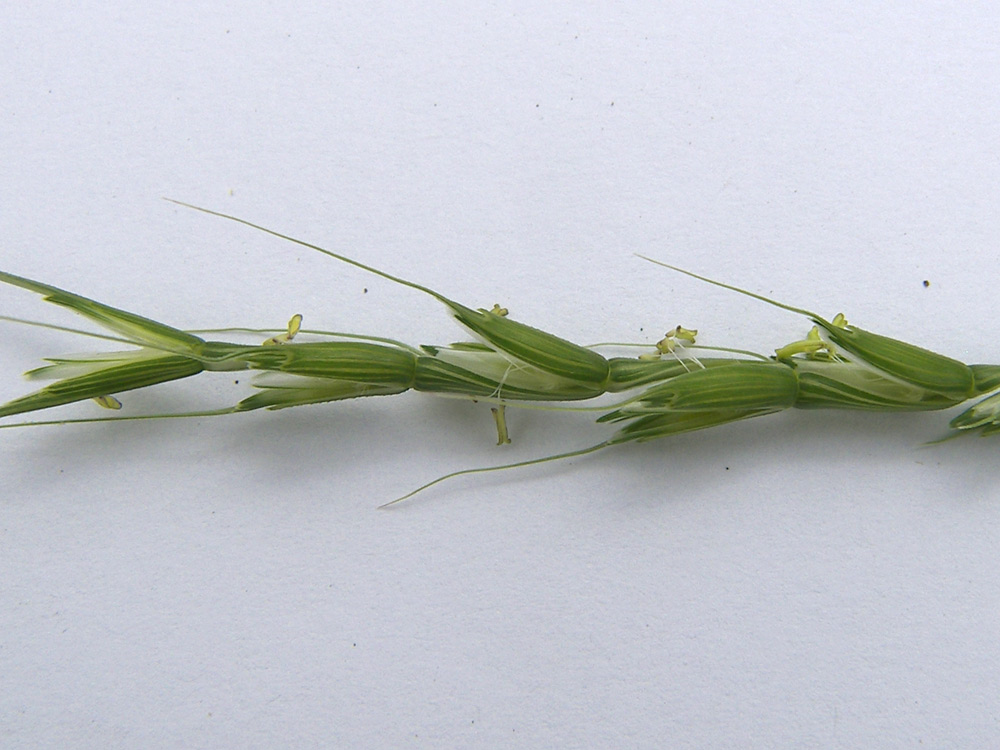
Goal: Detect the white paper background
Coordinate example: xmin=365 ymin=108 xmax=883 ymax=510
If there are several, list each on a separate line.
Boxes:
xmin=3 ymin=3 xmax=1000 ymax=747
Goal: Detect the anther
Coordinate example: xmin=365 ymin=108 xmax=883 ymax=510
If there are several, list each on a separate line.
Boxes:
xmin=775 ymin=326 xmax=834 ymax=360
xmin=263 ymin=314 xmax=304 ymax=345
xmin=491 ymin=405 xmax=512 ymax=445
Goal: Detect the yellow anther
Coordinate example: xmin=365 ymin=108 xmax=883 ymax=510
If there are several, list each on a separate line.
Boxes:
xmin=491 ymin=405 xmax=512 ymax=445
xmin=656 ymin=336 xmax=676 ymax=355
xmin=673 ymin=325 xmax=698 ymax=343
xmin=655 ymin=325 xmax=698 ymax=355
xmin=263 ymin=314 xmax=304 ymax=345
xmin=489 ymin=304 xmax=509 ymax=317
xmin=831 ymin=313 xmax=848 ymax=328
xmin=775 ymin=326 xmax=834 ymax=361
xmin=93 ymin=395 xmax=122 ymax=410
